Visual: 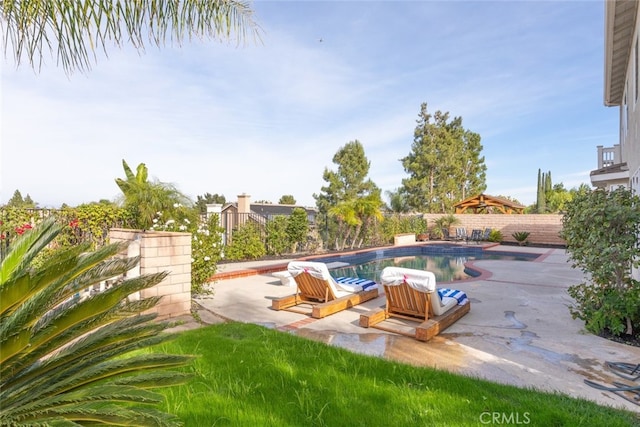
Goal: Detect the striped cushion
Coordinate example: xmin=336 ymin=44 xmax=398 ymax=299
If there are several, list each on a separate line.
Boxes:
xmin=335 ymin=276 xmax=378 ymax=291
xmin=438 ymin=288 xmax=469 ymax=305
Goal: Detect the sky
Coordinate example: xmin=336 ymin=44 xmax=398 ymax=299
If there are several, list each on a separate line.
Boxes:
xmin=0 ymin=0 xmax=620 ymax=209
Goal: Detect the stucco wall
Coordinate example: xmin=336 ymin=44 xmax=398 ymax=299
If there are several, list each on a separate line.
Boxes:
xmin=109 ymin=228 xmax=192 ymax=319
xmin=421 ymin=214 xmax=565 ymax=246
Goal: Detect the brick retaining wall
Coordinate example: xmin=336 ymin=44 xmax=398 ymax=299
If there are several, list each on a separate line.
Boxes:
xmin=421 ymin=214 xmax=565 ymax=246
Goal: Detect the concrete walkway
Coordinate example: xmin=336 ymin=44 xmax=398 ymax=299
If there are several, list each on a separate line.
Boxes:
xmin=192 ymin=245 xmax=640 ymax=413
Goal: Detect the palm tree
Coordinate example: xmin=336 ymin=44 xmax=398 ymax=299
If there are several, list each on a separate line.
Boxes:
xmin=351 ymin=193 xmax=384 ymax=249
xmin=0 ymin=217 xmax=193 ymax=426
xmin=0 ymin=0 xmax=259 ymax=74
xmin=115 ymin=159 xmax=194 ymax=230
xmin=328 ymin=200 xmax=359 ymax=250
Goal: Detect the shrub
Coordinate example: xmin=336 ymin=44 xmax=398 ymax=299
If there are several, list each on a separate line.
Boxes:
xmin=488 ymin=229 xmax=503 ymax=242
xmin=225 ymin=222 xmax=266 ymax=260
xmin=512 ymin=231 xmax=530 ymax=246
xmin=380 ymin=215 xmax=428 ymax=243
xmin=561 ymin=187 xmax=640 ymax=337
xmin=286 ymin=208 xmax=310 ymax=252
xmin=265 ymin=216 xmax=289 ymax=256
xmin=191 ymin=214 xmax=225 ymax=294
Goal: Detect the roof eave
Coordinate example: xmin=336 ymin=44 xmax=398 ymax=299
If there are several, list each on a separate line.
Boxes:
xmin=604 ymin=0 xmax=638 ymax=106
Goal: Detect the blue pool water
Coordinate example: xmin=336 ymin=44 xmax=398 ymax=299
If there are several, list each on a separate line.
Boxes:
xmin=315 ymin=244 xmax=538 ymax=283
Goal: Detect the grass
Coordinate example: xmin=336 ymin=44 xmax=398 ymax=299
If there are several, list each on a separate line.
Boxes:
xmin=150 ymin=322 xmax=639 ymax=427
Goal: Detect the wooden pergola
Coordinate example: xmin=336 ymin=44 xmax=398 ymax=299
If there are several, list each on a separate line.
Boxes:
xmin=453 ymin=193 xmax=525 ymax=214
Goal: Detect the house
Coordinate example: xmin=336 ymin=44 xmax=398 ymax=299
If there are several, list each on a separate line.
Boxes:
xmin=600 ymin=0 xmax=640 ymax=280
xmin=211 ymin=194 xmax=317 ymax=245
xmin=599 ymin=0 xmax=640 ymax=194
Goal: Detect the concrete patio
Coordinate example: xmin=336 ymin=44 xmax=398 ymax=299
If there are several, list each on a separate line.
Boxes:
xmin=191 ymin=245 xmax=640 ymax=413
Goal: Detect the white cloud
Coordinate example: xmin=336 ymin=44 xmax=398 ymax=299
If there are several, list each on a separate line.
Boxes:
xmin=1 ymin=1 xmax=617 ymax=209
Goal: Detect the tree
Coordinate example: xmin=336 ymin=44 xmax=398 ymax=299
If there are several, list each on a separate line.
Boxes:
xmin=385 ymin=189 xmax=410 ymax=213
xmin=195 ymin=193 xmax=226 ymax=214
xmin=1 ymin=0 xmax=259 ymax=75
xmin=314 ymin=140 xmax=383 ymax=250
xmin=536 ymin=169 xmax=554 ymax=213
xmin=400 ymin=103 xmax=486 ymax=213
xmin=115 ymin=159 xmax=193 ymax=230
xmin=6 ymin=190 xmax=36 ymax=208
xmin=6 ymin=190 xmax=24 ymax=207
xmin=265 ymin=216 xmax=290 ymax=256
xmin=278 ymin=195 xmax=296 ymax=205
xmin=0 ymin=218 xmax=193 ymax=425
xmin=561 ymin=187 xmax=640 ymax=337
xmin=460 ymin=129 xmax=487 ymax=201
xmin=286 ymin=208 xmax=309 ymax=252
xmin=546 ymin=183 xmax=573 ymax=213
xmin=536 ymin=169 xmax=545 ymax=213
xmin=22 ymin=194 xmax=35 ymax=207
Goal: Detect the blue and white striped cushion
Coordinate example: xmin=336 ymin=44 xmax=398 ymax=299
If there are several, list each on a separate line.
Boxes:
xmin=438 ymin=288 xmax=469 ymax=305
xmin=335 ymin=276 xmax=378 ymax=291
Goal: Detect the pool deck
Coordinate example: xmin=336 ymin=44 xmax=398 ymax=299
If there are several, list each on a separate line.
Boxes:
xmin=190 ymin=244 xmax=640 ymax=413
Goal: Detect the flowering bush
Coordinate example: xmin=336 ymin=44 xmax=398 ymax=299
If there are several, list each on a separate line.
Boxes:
xmin=149 ymin=206 xmax=223 ymax=294
xmin=191 ymin=214 xmax=224 ymax=294
xmin=149 ymin=203 xmax=198 ymax=233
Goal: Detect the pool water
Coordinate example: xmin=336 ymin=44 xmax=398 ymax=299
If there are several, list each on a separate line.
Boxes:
xmin=317 ymin=245 xmax=538 ymax=283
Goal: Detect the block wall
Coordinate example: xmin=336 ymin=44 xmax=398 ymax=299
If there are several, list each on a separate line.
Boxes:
xmin=421 ymin=214 xmax=565 ymax=245
xmin=109 ymin=228 xmax=192 ymax=319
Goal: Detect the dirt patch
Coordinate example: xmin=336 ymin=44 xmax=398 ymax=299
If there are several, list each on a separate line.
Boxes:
xmin=599 ymin=329 xmax=640 ymax=348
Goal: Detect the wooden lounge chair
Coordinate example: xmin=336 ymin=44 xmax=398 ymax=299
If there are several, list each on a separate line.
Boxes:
xmin=359 ymin=266 xmax=470 ymax=341
xmin=271 ymin=261 xmax=379 ymax=319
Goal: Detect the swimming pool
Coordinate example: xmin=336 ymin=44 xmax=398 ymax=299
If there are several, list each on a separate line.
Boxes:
xmin=313 ymin=245 xmax=539 ymax=283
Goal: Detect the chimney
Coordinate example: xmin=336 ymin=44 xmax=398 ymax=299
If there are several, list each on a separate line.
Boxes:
xmin=238 ymin=193 xmax=251 ymax=214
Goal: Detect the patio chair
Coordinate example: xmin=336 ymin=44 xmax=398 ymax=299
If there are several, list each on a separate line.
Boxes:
xmin=441 ymin=228 xmax=452 ymax=241
xmin=455 ymin=227 xmax=468 ymax=242
xmin=359 ymin=266 xmax=470 ymax=341
xmin=271 ymin=261 xmax=379 ymax=319
xmin=468 ymin=229 xmax=483 ymax=244
xmin=482 ymin=228 xmax=492 ymax=241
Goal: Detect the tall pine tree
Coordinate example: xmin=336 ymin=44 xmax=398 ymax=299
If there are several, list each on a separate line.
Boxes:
xmin=536 ymin=169 xmax=552 ymax=213
xmin=400 ymin=103 xmax=486 ymax=213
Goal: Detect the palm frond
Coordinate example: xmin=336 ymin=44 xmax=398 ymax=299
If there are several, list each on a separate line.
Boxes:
xmin=0 ymin=218 xmax=195 ymax=425
xmin=9 ymin=402 xmax=183 ymax=427
xmin=3 ymin=312 xmax=164 ymax=389
xmin=1 ymin=0 xmax=260 ymax=74
xmin=0 ymin=216 xmax=59 ymax=281
xmin=7 ymin=385 xmax=164 ymax=418
xmin=29 ymin=272 xmax=169 ymax=352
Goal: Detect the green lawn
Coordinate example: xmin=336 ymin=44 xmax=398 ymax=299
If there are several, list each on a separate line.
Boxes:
xmin=151 ymin=322 xmax=639 ymax=426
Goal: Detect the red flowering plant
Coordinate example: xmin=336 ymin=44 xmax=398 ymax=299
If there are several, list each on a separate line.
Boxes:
xmin=0 ymin=208 xmax=36 ymax=260
xmin=0 ymin=207 xmax=35 ymax=241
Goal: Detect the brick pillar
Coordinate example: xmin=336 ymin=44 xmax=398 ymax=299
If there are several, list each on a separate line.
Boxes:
xmin=109 ymin=228 xmax=192 ymax=320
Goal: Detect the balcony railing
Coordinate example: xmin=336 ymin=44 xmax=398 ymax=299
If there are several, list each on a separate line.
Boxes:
xmin=597 ymin=144 xmax=622 ymax=168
